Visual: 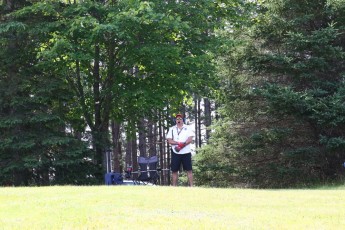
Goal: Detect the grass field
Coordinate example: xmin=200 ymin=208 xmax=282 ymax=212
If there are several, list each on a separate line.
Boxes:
xmin=1 ymin=185 xmax=345 ymax=229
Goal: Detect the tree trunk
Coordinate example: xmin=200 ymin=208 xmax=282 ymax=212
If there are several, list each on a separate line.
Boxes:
xmin=92 ymin=44 xmax=104 ymax=172
xmin=197 ymin=98 xmax=202 ymax=147
xmin=147 ymin=119 xmax=157 ymax=157
xmin=204 ymin=98 xmax=211 ymax=141
xmin=3 ymin=0 xmax=14 ymax=10
xmin=158 ymin=113 xmax=165 ymax=184
xmin=138 ymin=118 xmax=147 ymax=157
xmin=131 ymin=137 xmax=138 ymax=179
xmin=111 ymin=120 xmax=121 ymax=173
xmin=194 ymin=95 xmax=199 ymax=149
xmin=125 ymin=137 xmax=132 ymax=174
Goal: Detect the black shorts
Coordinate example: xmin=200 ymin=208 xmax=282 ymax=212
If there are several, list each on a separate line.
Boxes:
xmin=171 ymin=150 xmax=192 ymax=172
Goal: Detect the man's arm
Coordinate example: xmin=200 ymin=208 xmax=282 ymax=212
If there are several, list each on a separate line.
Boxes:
xmin=167 ymin=136 xmax=192 ymax=145
xmin=167 ymin=138 xmax=179 ymax=145
xmin=184 ymin=136 xmax=193 ymax=145
xmin=167 ymin=137 xmax=193 ymax=147
xmin=166 ymin=128 xmax=178 ymax=145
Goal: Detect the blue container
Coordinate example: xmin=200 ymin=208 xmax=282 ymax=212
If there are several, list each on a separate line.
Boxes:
xmin=105 ymin=172 xmax=123 ymax=185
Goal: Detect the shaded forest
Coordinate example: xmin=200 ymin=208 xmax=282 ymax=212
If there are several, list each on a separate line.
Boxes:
xmin=1 ymin=0 xmax=344 ymax=188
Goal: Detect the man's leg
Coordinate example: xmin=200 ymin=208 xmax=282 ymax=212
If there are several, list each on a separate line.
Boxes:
xmin=171 ymin=150 xmax=180 ymax=186
xmin=182 ymin=153 xmax=193 ymax=187
xmin=187 ymin=170 xmax=193 ymax=187
xmin=172 ymin=171 xmax=178 ymax=186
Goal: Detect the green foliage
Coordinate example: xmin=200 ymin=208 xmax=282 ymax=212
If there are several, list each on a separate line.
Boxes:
xmin=0 ymin=0 xmax=95 ymax=186
xmin=1 ymin=0 xmax=234 ymax=184
xmin=196 ymin=0 xmax=345 ymax=188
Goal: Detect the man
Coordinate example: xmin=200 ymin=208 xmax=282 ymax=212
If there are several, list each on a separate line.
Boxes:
xmin=166 ymin=114 xmax=194 ymax=186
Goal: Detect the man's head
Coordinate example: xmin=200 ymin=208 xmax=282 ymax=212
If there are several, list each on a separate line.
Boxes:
xmin=175 ymin=114 xmax=183 ymax=125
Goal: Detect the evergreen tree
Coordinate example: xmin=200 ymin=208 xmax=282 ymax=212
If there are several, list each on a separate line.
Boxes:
xmin=0 ymin=1 xmax=94 ymax=186
xmin=196 ymin=0 xmax=345 ymax=188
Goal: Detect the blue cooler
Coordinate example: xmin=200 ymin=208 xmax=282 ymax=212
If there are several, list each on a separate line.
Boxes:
xmin=105 ymin=172 xmax=123 ymax=185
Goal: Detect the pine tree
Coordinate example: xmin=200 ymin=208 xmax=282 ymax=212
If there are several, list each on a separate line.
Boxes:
xmin=196 ymin=0 xmax=345 ymax=188
xmin=0 ymin=1 xmax=93 ymax=186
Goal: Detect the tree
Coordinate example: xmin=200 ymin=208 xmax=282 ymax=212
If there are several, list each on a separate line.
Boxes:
xmin=195 ymin=0 xmax=345 ymax=188
xmin=0 ymin=0 xmax=93 ymax=186
xmin=1 ymin=0 xmax=233 ymax=184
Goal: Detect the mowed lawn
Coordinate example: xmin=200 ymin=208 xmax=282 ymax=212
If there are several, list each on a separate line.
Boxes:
xmin=0 ymin=185 xmax=345 ymax=229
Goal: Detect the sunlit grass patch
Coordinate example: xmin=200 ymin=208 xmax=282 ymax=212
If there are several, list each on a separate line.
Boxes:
xmin=0 ymin=185 xmax=345 ymax=229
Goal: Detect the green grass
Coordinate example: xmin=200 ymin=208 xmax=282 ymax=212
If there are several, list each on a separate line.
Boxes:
xmin=1 ymin=185 xmax=345 ymax=229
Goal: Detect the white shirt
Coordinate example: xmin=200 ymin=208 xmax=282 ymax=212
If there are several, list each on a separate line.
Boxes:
xmin=166 ymin=124 xmax=194 ymax=154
